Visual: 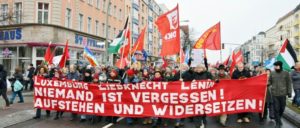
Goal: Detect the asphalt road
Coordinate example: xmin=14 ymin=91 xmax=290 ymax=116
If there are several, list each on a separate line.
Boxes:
xmin=6 ymin=112 xmax=297 ymax=128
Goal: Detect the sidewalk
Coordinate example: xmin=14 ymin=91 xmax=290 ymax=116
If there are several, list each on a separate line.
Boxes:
xmin=283 ymin=106 xmax=300 ymax=127
xmin=0 ymin=91 xmax=35 ymax=128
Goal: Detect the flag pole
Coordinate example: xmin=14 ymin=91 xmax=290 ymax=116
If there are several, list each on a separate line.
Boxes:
xmin=180 ymin=48 xmax=182 ymax=80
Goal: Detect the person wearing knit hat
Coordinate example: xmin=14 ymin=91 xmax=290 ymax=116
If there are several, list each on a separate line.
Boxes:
xmin=269 ymin=60 xmax=292 ymax=128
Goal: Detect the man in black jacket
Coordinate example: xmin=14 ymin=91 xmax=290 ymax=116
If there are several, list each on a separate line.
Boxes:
xmin=27 ymin=64 xmax=35 ymax=91
xmin=232 ymin=63 xmax=251 ymax=123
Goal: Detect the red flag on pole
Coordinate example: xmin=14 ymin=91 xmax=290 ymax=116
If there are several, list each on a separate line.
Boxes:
xmin=229 ymin=50 xmax=243 ymax=76
xmin=58 ymin=41 xmax=70 ymax=68
xmin=44 ymin=42 xmax=52 ymax=64
xmin=193 ymin=22 xmax=221 ymax=50
xmin=155 ymin=4 xmax=180 ymax=56
xmin=131 ymin=26 xmax=146 ymax=54
xmin=119 ymin=28 xmax=131 ymax=58
xmin=115 ymin=57 xmax=128 ymax=69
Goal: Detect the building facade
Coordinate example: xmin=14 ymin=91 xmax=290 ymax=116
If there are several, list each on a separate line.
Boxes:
xmin=0 ymin=0 xmax=164 ymax=75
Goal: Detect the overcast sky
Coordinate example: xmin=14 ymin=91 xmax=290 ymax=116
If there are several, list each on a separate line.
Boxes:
xmin=155 ymin=0 xmax=299 ymax=63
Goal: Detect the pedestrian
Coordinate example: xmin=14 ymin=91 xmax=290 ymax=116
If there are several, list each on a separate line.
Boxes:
xmin=27 ymin=64 xmax=35 ymax=91
xmin=33 ymin=66 xmax=51 ymax=119
xmin=232 ymin=63 xmax=251 ymax=123
xmin=0 ymin=64 xmax=10 ymax=109
xmin=215 ymin=64 xmax=230 ymax=127
xmin=9 ymin=67 xmax=24 ymax=104
xmin=192 ymin=64 xmax=213 ymax=128
xmin=291 ymin=62 xmax=300 ymax=108
xmin=269 ymin=61 xmax=292 ymax=128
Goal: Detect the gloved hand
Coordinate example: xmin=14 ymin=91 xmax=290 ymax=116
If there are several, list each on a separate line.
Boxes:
xmin=215 ymin=79 xmax=220 ymax=83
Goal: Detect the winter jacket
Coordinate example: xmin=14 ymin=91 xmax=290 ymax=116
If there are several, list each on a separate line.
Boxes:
xmin=269 ymin=71 xmax=292 ymax=96
xmin=193 ymin=71 xmax=213 ymax=80
xmin=232 ymin=69 xmax=251 ymax=80
xmin=0 ymin=65 xmax=7 ymax=89
xmin=182 ymin=69 xmax=194 ymax=81
xmin=10 ymin=72 xmax=24 ymax=92
xmin=290 ymin=70 xmax=300 ymax=90
xmin=27 ymin=67 xmax=35 ymax=79
xmin=67 ymin=71 xmax=80 ymax=81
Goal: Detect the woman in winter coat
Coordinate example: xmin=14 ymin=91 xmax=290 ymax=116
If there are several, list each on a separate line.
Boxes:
xmin=52 ymin=68 xmax=64 ymax=120
xmin=151 ymin=71 xmax=164 ymax=128
xmin=80 ymin=69 xmax=93 ymax=123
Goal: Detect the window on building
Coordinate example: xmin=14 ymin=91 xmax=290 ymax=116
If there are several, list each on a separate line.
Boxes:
xmin=37 ymin=3 xmax=49 ymax=24
xmin=95 ymin=20 xmax=99 ymax=35
xmin=113 ymin=5 xmax=116 ymax=17
xmin=88 ymin=0 xmax=93 ymax=5
xmin=79 ymin=13 xmax=83 ymax=31
xmin=1 ymin=4 xmax=8 ymax=25
xmin=103 ymin=0 xmax=106 ymax=11
xmin=108 ymin=2 xmax=112 ymax=15
xmin=87 ymin=17 xmax=92 ymax=33
xmin=113 ymin=27 xmax=116 ymax=37
xmin=108 ymin=25 xmax=111 ymax=38
xmin=65 ymin=8 xmax=71 ymax=28
xmin=141 ymin=16 xmax=144 ymax=25
xmin=14 ymin=3 xmax=22 ymax=24
xmin=119 ymin=9 xmax=122 ymax=20
xmin=102 ymin=23 xmax=105 ymax=36
xmin=96 ymin=0 xmax=100 ymax=9
xmin=142 ymin=4 xmax=144 ymax=12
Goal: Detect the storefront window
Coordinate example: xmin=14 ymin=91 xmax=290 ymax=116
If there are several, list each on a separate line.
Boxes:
xmin=19 ymin=46 xmax=32 ymax=57
xmin=36 ymin=47 xmax=46 ymax=57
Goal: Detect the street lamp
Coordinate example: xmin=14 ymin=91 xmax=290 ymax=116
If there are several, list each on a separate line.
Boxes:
xmin=104 ymin=0 xmax=112 ymax=65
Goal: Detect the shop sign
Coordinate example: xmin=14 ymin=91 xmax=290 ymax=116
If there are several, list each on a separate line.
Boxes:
xmin=0 ymin=28 xmax=22 ymax=41
xmin=75 ymin=34 xmax=104 ymax=49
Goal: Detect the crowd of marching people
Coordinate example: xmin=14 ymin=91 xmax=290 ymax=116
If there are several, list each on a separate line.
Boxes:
xmin=0 ymin=60 xmax=299 ymax=128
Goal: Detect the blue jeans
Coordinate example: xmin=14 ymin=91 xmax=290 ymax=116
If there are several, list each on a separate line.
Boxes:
xmin=10 ymin=91 xmax=24 ymax=103
xmin=293 ymin=89 xmax=300 ymax=106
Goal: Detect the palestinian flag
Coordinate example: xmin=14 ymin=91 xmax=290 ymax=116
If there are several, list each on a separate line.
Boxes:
xmin=108 ymin=17 xmax=129 ymax=54
xmin=276 ymin=39 xmax=298 ymax=71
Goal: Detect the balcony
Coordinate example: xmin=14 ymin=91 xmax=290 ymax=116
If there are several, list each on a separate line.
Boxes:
xmin=132 ymin=18 xmax=139 ymax=25
xmin=293 ymin=31 xmax=300 ymax=38
xmin=294 ymin=20 xmax=300 ymax=26
xmin=132 ymin=3 xmax=139 ymax=11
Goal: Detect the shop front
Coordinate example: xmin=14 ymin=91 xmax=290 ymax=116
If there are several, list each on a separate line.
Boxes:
xmin=0 ymin=24 xmax=105 ymax=76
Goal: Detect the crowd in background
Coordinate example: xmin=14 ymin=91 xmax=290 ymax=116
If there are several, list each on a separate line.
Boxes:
xmin=0 ymin=60 xmax=299 ymax=128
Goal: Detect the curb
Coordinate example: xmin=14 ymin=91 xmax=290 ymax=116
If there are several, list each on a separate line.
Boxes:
xmin=283 ymin=107 xmax=300 ymax=127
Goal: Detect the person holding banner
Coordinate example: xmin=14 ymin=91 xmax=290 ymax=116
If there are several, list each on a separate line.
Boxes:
xmin=232 ymin=63 xmax=251 ymax=123
xmin=192 ymin=64 xmax=213 ymax=128
xmin=215 ymin=64 xmax=230 ymax=127
xmin=151 ymin=71 xmax=164 ymax=128
xmin=269 ymin=61 xmax=292 ymax=128
xmin=67 ymin=64 xmax=80 ymax=121
xmin=52 ymin=68 xmax=64 ymax=120
xmin=80 ymin=69 xmax=93 ymax=123
xmin=106 ymin=68 xmax=121 ymax=124
xmin=33 ymin=66 xmax=51 ymax=119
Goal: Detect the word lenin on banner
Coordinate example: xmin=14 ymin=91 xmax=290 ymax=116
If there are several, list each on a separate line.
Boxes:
xmin=155 ymin=5 xmax=180 ymax=56
xmin=33 ymin=75 xmax=268 ymax=118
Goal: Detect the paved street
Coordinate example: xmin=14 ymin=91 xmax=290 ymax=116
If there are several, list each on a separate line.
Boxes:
xmin=0 ymin=92 xmax=297 ymax=128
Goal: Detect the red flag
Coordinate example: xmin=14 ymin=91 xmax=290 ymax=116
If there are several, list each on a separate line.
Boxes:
xmin=223 ymin=56 xmax=230 ymax=66
xmin=44 ymin=42 xmax=52 ymax=64
xmin=119 ymin=28 xmax=131 ymax=58
xmin=194 ymin=22 xmax=221 ymax=50
xmin=58 ymin=41 xmax=70 ymax=68
xmin=115 ymin=57 xmax=128 ymax=69
xmin=155 ymin=4 xmax=180 ymax=56
xmin=162 ymin=58 xmax=168 ymax=68
xmin=131 ymin=26 xmax=146 ymax=54
xmin=229 ymin=50 xmax=244 ymax=76
xmin=48 ymin=47 xmax=57 ymax=65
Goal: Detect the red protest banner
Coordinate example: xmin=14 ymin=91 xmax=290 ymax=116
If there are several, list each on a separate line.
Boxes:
xmin=33 ymin=74 xmax=267 ymax=118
